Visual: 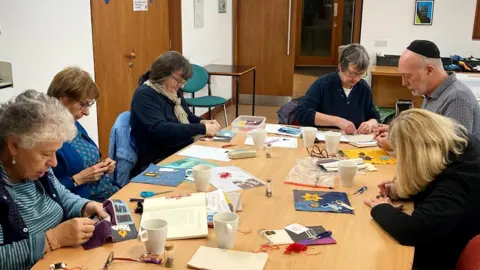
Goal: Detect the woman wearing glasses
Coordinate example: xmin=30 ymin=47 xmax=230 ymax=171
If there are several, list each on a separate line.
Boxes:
xmin=48 ymin=67 xmax=119 ymax=201
xmin=295 ymin=44 xmax=380 ymax=134
xmin=130 ymin=51 xmax=220 ymax=176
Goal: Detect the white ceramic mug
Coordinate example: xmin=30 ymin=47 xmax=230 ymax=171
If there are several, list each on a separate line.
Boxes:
xmin=251 ymin=129 xmax=267 ymax=150
xmin=301 ymin=127 xmax=317 ymax=148
xmin=338 ymin=160 xmax=358 ymax=187
xmin=186 ymin=164 xmax=212 ymax=192
xmin=213 ymin=212 xmax=239 ymax=249
xmin=325 ymin=131 xmax=342 ymax=154
xmin=138 ymin=219 xmax=168 ymax=255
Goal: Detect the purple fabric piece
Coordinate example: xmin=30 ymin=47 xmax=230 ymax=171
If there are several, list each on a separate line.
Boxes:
xmin=82 ymin=200 xmax=117 ymax=250
xmin=82 ymin=220 xmax=112 ymax=250
xmin=298 ymin=236 xmax=337 ymax=246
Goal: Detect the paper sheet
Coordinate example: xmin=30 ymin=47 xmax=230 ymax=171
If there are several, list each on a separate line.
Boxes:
xmin=316 ymin=132 xmax=349 ymax=142
xmin=210 ymin=166 xmax=264 ymax=193
xmin=187 ymin=246 xmax=268 ymax=270
xmin=178 ymin=145 xmax=231 ymax=162
xmin=245 ymin=136 xmax=298 ymax=148
xmin=316 ymin=132 xmax=375 ymax=143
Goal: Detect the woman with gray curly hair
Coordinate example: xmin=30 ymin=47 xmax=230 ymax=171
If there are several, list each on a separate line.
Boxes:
xmin=0 ymin=90 xmax=107 ymax=270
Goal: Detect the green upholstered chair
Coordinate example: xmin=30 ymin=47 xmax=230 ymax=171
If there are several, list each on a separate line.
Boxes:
xmin=183 ymin=64 xmax=228 ymax=126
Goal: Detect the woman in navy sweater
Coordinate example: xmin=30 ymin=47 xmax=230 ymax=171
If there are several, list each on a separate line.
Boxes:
xmin=130 ymin=51 xmax=220 ymax=175
xmin=48 ymin=67 xmax=119 ymax=202
xmin=295 ymin=44 xmax=380 ymax=134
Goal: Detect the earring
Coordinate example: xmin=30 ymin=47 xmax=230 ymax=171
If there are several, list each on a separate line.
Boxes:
xmin=12 ymin=157 xmax=16 ymax=165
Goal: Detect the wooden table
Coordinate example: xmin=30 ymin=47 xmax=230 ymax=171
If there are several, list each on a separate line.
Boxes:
xmin=204 ymin=64 xmax=256 ymax=117
xmin=33 ymin=132 xmax=413 ymax=270
xmin=370 ymin=65 xmax=424 ymax=109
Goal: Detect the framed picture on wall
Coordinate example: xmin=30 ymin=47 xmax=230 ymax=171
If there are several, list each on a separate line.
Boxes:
xmin=414 ymin=0 xmax=434 ymax=25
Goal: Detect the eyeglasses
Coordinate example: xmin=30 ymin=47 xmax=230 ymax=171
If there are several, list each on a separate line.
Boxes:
xmin=345 ymin=70 xmax=368 ymax=79
xmin=103 ymin=252 xmax=162 ymax=269
xmin=78 ymin=100 xmax=96 ymax=109
xmin=306 ymin=145 xmax=346 ymax=159
xmin=171 ymin=75 xmax=187 ymax=87
xmin=307 ymin=145 xmax=330 ymax=158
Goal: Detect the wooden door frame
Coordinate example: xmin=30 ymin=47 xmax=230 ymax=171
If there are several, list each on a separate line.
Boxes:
xmin=168 ymin=0 xmax=183 ymax=53
xmin=293 ymin=0 xmax=363 ymax=67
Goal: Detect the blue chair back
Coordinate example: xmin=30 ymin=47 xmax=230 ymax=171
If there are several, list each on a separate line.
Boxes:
xmin=183 ymin=64 xmax=208 ymax=94
xmin=108 ymin=111 xmax=138 ymax=187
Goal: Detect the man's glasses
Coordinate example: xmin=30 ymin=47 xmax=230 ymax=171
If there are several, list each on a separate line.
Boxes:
xmin=171 ymin=75 xmax=187 ymax=87
xmin=78 ymin=100 xmax=96 ymax=109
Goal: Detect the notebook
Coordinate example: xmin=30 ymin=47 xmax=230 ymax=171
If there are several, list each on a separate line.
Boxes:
xmin=141 ymin=193 xmax=208 ymax=239
xmin=187 ymin=246 xmax=268 ymax=270
xmin=131 ymin=164 xmax=186 ymax=186
xmin=293 ymin=190 xmax=354 ymax=214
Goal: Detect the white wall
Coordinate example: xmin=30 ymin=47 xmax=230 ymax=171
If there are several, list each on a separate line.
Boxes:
xmin=0 ymin=0 xmax=99 ymax=144
xmin=361 ymin=0 xmax=480 ymax=64
xmin=181 ymin=0 xmax=233 ymax=117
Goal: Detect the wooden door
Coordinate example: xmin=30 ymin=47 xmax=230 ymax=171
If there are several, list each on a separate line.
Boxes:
xmin=236 ymin=0 xmax=296 ymax=98
xmin=91 ymin=0 xmax=170 ymax=156
xmin=295 ymin=0 xmax=344 ymax=66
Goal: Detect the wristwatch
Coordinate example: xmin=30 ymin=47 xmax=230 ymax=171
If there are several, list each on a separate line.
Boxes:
xmin=72 ymin=176 xmax=79 ymax=187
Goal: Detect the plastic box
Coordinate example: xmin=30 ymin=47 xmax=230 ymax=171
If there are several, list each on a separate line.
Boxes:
xmin=231 ymin=115 xmax=266 ymax=132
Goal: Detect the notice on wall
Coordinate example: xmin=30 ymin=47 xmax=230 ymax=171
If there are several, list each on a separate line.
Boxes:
xmin=194 ymin=0 xmax=204 ymax=28
xmin=133 ymin=0 xmax=148 ymax=12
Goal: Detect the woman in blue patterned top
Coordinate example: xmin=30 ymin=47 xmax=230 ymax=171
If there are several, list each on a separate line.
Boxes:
xmin=0 ymin=90 xmax=107 ymax=270
xmin=48 ymin=67 xmax=119 ymax=202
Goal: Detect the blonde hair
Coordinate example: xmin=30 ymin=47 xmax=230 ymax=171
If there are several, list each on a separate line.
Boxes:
xmin=47 ymin=67 xmax=99 ymax=101
xmin=389 ymin=109 xmax=468 ymax=197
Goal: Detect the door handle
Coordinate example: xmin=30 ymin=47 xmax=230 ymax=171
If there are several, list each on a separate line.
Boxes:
xmin=287 ymin=0 xmax=292 ymax=55
xmin=126 ymin=49 xmax=136 ymax=59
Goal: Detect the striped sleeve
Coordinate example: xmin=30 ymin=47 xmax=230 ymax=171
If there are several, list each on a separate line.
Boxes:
xmin=49 ymin=170 xmax=90 ymax=218
xmin=0 ymin=227 xmax=46 ymax=270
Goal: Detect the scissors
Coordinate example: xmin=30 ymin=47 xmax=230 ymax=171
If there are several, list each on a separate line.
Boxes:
xmin=140 ymin=190 xmax=172 ymax=198
xmin=333 ymin=200 xmax=355 ymax=211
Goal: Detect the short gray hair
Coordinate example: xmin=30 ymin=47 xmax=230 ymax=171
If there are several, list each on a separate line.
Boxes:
xmin=0 ymin=90 xmax=77 ymax=149
xmin=339 ymin=44 xmax=370 ymax=72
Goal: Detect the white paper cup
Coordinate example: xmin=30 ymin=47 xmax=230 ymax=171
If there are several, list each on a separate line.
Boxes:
xmin=251 ymin=129 xmax=267 ymax=150
xmin=191 ymin=164 xmax=212 ymax=192
xmin=301 ymin=127 xmax=317 ymax=148
xmin=213 ymin=212 xmax=239 ymax=249
xmin=338 ymin=160 xmax=358 ymax=187
xmin=325 ymin=131 xmax=342 ymax=154
xmin=138 ymin=219 xmax=168 ymax=255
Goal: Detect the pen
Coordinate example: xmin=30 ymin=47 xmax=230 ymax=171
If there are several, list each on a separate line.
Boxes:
xmin=222 ymin=144 xmax=236 ymax=148
xmin=264 ymin=138 xmax=280 ymax=144
xmin=314 ymin=185 xmax=334 ymax=190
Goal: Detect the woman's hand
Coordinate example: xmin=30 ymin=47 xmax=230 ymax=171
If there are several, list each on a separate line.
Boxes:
xmin=364 ymin=196 xmax=393 ymax=208
xmin=336 ymin=118 xmax=356 ymax=135
xmin=375 ymin=132 xmax=393 ymax=152
xmin=377 ymin=180 xmax=398 ymax=199
xmin=103 ymin=158 xmax=116 ymax=174
xmin=357 ymin=119 xmax=378 ymax=134
xmin=82 ymin=201 xmax=109 ymax=218
xmin=201 ymin=119 xmax=221 ymax=130
xmin=45 ymin=218 xmax=95 ymax=249
xmin=204 ymin=123 xmax=220 ymax=137
xmin=72 ymin=162 xmax=109 ymax=185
